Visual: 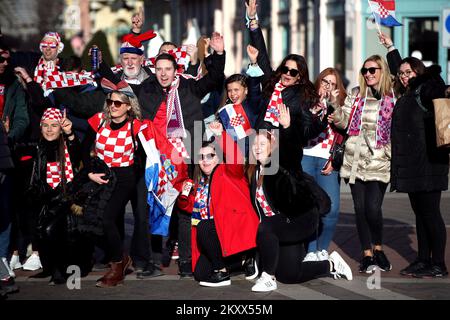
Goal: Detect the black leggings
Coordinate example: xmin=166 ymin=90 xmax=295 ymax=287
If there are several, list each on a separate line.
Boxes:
xmin=350 ymin=180 xmax=387 ymax=251
xmin=257 ymin=212 xmax=329 ymax=283
xmin=194 ymin=220 xmax=225 ymax=281
xmin=408 ymin=191 xmax=447 ymax=267
xmin=103 ymin=167 xmax=136 ymax=263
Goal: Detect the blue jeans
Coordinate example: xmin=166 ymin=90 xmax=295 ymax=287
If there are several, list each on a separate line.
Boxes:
xmin=301 ymin=155 xmax=340 ymax=252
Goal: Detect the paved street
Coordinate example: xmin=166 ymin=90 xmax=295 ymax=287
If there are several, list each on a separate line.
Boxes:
xmin=6 ymin=189 xmax=450 ymax=301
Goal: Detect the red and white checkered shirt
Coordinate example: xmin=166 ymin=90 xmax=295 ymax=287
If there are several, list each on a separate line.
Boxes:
xmin=46 ymin=144 xmax=74 ymax=189
xmin=304 ymin=125 xmax=336 ymax=159
xmin=89 ymin=113 xmax=139 ymax=168
xmin=255 ymin=185 xmax=275 ymax=217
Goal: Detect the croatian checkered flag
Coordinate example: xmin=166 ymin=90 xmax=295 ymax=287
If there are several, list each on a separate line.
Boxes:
xmin=138 ymin=122 xmax=188 ymax=236
xmin=368 ymin=0 xmax=402 ymax=27
xmin=218 ymin=103 xmax=251 ymax=140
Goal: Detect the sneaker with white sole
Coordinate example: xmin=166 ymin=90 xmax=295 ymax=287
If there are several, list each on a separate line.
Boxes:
xmin=22 ymin=253 xmax=42 ymax=271
xmin=9 ymin=255 xmax=22 ymax=270
xmin=329 ymin=251 xmax=353 ymax=280
xmin=1 ymin=258 xmax=15 ymax=278
xmin=244 ymin=257 xmax=259 ymax=280
xmin=251 ymin=272 xmax=277 ymax=292
xmin=317 ymin=250 xmax=329 ymax=261
xmin=199 ymin=270 xmax=231 ymax=287
xmin=302 ymin=251 xmax=319 ymax=262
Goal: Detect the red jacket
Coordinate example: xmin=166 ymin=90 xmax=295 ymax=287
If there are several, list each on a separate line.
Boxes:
xmin=177 ymin=132 xmax=259 ymax=271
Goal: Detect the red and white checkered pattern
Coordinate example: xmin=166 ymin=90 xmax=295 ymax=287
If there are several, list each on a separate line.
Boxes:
xmin=230 ymin=114 xmax=246 ymax=127
xmin=45 ymin=144 xmax=74 ymax=189
xmin=94 ymin=117 xmax=135 ymax=168
xmin=377 ymin=3 xmax=389 ymax=18
xmin=306 ymin=125 xmax=335 ymax=150
xmin=34 ymin=58 xmax=95 ymax=92
xmin=256 ymin=186 xmax=275 ymax=217
xmin=264 ymin=81 xmax=286 ymax=127
xmin=41 ymin=108 xmax=62 ymax=123
xmin=168 ymin=137 xmax=190 ymax=159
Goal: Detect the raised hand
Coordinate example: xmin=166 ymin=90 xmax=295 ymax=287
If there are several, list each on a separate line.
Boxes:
xmin=132 ymin=7 xmax=144 ymax=33
xmin=14 ymin=67 xmax=32 ymax=83
xmin=209 ymin=120 xmax=224 ymax=136
xmin=328 ymin=89 xmax=340 ymax=105
xmin=246 ymin=45 xmax=259 ymax=64
xmin=278 ymin=103 xmax=290 ymax=129
xmin=245 ymin=0 xmax=257 ymax=19
xmin=186 ymin=44 xmax=199 ymax=64
xmin=378 ymin=32 xmax=394 ymax=49
xmin=209 ymin=32 xmax=224 ymax=55
xmin=60 ymin=109 xmax=73 ymax=137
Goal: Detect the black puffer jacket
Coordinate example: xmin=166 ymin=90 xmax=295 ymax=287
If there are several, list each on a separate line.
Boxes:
xmin=390 ymin=65 xmax=449 ymax=192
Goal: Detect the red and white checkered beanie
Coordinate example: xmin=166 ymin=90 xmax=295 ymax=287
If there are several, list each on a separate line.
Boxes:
xmin=40 ymin=32 xmax=64 ymax=54
xmin=41 ymin=108 xmax=63 ymax=124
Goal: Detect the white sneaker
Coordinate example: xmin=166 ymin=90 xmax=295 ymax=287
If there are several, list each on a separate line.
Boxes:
xmin=22 ymin=253 xmax=42 ymax=271
xmin=9 ymin=255 xmax=22 ymax=270
xmin=329 ymin=251 xmax=353 ymax=281
xmin=317 ymin=250 xmax=329 ymax=261
xmin=2 ymin=258 xmax=15 ymax=278
xmin=251 ymin=272 xmax=277 ymax=292
xmin=302 ymin=251 xmax=319 ymax=262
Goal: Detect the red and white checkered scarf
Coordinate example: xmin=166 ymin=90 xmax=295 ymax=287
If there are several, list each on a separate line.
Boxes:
xmin=34 ymin=58 xmax=95 ymax=96
xmin=255 ymin=185 xmax=275 ymax=217
xmin=46 ymin=143 xmax=74 ymax=189
xmin=264 ymin=81 xmax=286 ymax=127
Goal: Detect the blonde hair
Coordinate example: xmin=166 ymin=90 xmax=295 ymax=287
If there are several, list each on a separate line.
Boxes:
xmin=358 ymin=55 xmax=392 ymax=97
xmin=102 ymin=91 xmax=142 ymax=123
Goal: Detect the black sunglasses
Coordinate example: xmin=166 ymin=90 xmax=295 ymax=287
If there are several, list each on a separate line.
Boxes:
xmin=0 ymin=56 xmax=10 ymax=64
xmin=280 ymin=66 xmax=299 ymax=77
xmin=106 ymin=99 xmax=127 ymax=107
xmin=198 ymin=153 xmax=216 ymax=161
xmin=360 ymin=67 xmax=381 ymax=75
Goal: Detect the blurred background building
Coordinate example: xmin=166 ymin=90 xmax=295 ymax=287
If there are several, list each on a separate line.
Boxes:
xmin=1 ymin=0 xmax=449 ymax=86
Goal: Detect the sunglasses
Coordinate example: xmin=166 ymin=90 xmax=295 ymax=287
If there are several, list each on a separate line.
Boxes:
xmin=0 ymin=56 xmax=9 ymax=64
xmin=40 ymin=42 xmax=58 ymax=49
xmin=198 ymin=153 xmax=216 ymax=161
xmin=106 ymin=99 xmax=128 ymax=107
xmin=280 ymin=66 xmax=299 ymax=77
xmin=360 ymin=67 xmax=381 ymax=75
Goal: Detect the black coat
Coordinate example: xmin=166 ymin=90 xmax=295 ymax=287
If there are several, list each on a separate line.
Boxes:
xmin=250 ymin=118 xmax=319 ymax=224
xmin=248 ymin=26 xmax=327 ymax=146
xmin=389 ymin=61 xmax=449 ymax=192
xmin=0 ymin=122 xmax=14 ymax=171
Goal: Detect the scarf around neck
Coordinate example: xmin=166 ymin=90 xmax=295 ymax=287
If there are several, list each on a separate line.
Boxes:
xmin=264 ymin=81 xmax=286 ymax=127
xmin=347 ymin=87 xmax=395 ymax=148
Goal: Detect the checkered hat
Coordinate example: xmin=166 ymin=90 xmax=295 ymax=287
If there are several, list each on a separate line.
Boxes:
xmin=40 ymin=32 xmax=64 ymax=54
xmin=41 ymin=108 xmax=63 ymax=124
xmin=120 ymin=30 xmax=157 ymax=56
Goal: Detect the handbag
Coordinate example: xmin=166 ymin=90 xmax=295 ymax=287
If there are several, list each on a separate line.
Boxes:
xmin=415 ymin=85 xmax=450 ymax=149
xmin=432 ymin=98 xmax=450 ymax=148
xmin=329 ymin=132 xmax=347 ymax=170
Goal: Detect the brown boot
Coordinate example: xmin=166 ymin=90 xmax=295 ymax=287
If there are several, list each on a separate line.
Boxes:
xmin=96 ymin=261 xmax=124 ymax=287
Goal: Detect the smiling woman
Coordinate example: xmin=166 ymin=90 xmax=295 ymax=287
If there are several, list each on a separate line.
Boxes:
xmin=330 ymin=54 xmax=394 ymax=274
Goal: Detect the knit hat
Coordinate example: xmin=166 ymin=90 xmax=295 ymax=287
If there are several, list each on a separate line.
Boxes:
xmin=120 ymin=30 xmax=157 ymax=55
xmin=41 ymin=108 xmax=63 ymax=124
xmin=40 ymin=32 xmax=64 ymax=54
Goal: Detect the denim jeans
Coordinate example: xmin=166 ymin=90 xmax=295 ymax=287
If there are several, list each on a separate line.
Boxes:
xmin=301 ymin=155 xmax=340 ymax=252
